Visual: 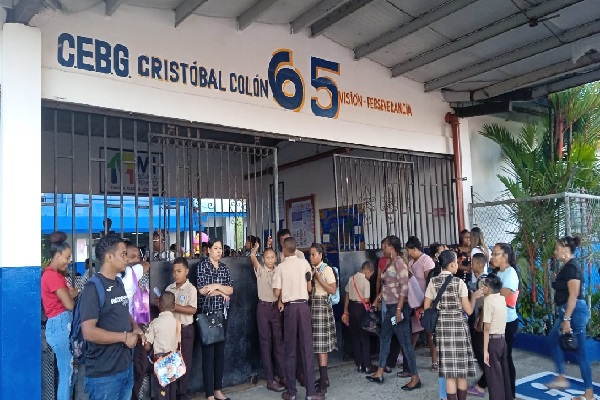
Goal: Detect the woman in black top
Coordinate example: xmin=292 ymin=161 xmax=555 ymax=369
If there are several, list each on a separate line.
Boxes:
xmin=197 ymin=239 xmax=234 ymax=400
xmin=546 ymin=236 xmax=593 ymax=400
xmin=452 ymin=229 xmax=472 ymax=283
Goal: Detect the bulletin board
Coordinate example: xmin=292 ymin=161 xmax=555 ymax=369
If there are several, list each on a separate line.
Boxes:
xmin=285 ymin=195 xmax=316 ymax=251
xmin=319 ymin=204 xmax=365 ymax=253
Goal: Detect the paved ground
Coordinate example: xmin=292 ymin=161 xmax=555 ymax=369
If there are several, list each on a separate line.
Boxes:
xmin=191 ymin=348 xmax=600 ymax=400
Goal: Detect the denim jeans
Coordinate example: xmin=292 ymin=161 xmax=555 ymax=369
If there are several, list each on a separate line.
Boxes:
xmin=548 ymin=299 xmax=592 ymax=390
xmin=46 ymin=311 xmax=73 ymax=400
xmin=84 ymin=365 xmax=134 ymax=400
xmin=378 ymin=302 xmax=417 ymax=374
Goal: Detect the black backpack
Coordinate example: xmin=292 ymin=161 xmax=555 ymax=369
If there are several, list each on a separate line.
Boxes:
xmin=70 ymin=275 xmax=121 ymax=364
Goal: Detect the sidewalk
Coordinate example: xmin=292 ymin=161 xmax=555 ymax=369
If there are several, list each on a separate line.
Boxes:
xmin=192 ymin=348 xmax=600 ymax=400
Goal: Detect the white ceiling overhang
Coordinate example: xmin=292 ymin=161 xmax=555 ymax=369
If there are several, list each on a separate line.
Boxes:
xmin=5 ymin=0 xmax=600 ymax=117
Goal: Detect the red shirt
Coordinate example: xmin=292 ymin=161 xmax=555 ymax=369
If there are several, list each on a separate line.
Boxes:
xmin=41 ymin=267 xmax=69 ymax=318
xmin=378 ymin=257 xmax=389 ymax=273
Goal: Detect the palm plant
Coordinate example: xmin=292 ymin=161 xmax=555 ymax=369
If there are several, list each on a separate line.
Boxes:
xmin=479 ymin=82 xmax=600 ymax=334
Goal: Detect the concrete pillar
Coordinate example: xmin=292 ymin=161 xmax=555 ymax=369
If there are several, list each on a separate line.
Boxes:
xmin=0 ymin=23 xmax=42 ymax=400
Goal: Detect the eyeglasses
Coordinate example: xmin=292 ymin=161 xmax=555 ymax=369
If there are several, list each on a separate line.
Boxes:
xmin=491 ymin=252 xmax=504 ymax=257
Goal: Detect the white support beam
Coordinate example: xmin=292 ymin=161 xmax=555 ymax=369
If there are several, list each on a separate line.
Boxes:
xmin=174 ymin=0 xmax=208 ymax=27
xmin=105 ymin=0 xmax=125 ymax=16
xmin=447 ymin=53 xmax=600 ymax=102
xmin=531 ymin=67 xmax=600 ymax=98
xmin=354 ymin=0 xmax=478 ymax=60
xmin=425 ymin=19 xmax=600 ymax=92
xmin=237 ymin=0 xmax=279 ymax=31
xmin=310 ymin=0 xmax=375 ymax=37
xmin=291 ymin=0 xmax=346 ymax=34
xmin=391 ymin=0 xmax=584 ymax=77
xmin=8 ymin=0 xmax=44 ymax=23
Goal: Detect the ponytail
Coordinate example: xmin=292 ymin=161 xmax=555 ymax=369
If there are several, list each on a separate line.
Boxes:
xmin=558 ymin=236 xmax=581 ymax=255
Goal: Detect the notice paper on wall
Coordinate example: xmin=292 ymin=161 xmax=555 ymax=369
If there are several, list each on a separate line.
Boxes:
xmin=286 ymin=195 xmax=315 ymax=250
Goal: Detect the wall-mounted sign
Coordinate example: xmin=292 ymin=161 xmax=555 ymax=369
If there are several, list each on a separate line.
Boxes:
xmin=285 ymin=195 xmax=316 ymax=251
xmin=100 ymin=147 xmax=160 ymax=194
xmin=55 ymin=33 xmax=413 ymax=121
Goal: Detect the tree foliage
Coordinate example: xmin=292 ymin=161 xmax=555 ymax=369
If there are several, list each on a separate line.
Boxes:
xmin=479 ymin=82 xmax=600 ymax=334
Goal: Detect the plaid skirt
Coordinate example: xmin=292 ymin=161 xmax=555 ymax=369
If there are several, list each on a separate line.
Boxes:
xmin=437 ymin=311 xmax=476 ymax=378
xmin=310 ymin=295 xmax=337 ymax=353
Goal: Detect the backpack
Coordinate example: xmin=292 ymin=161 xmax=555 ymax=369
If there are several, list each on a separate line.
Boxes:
xmin=130 ymin=268 xmax=150 ymax=324
xmin=70 ymin=275 xmax=120 ymax=363
xmin=318 ymin=263 xmax=340 ymax=305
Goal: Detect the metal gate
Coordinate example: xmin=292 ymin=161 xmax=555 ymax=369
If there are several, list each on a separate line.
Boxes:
xmin=41 ymin=107 xmax=279 ymax=266
xmin=147 ymin=127 xmax=279 ymax=259
xmin=333 ymin=153 xmax=456 ymax=251
xmin=333 ymin=154 xmax=416 ymax=251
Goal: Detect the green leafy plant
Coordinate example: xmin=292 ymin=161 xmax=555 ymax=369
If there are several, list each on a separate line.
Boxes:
xmin=480 ymin=82 xmax=600 ymax=336
xmin=589 ymin=288 xmax=600 ymax=339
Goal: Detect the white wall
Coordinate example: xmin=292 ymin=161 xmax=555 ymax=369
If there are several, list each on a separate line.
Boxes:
xmin=465 ymin=116 xmax=524 ymax=204
xmin=31 ymin=4 xmax=455 ymax=156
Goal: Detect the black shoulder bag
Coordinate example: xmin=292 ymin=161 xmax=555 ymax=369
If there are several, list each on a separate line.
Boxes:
xmin=421 ymin=274 xmax=453 ymax=334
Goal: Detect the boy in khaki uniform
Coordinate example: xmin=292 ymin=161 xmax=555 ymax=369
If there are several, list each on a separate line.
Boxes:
xmin=145 ymin=292 xmax=181 ymax=400
xmin=482 ymin=274 xmax=511 ymax=400
xmin=250 ymin=242 xmax=286 ymax=392
xmin=164 ymin=257 xmax=197 ymax=400
xmin=272 ymin=237 xmax=324 ymax=400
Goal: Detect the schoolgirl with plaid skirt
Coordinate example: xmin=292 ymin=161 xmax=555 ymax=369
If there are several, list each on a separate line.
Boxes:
xmin=309 ymin=243 xmax=337 ymax=395
xmin=425 ymin=250 xmax=481 ymax=400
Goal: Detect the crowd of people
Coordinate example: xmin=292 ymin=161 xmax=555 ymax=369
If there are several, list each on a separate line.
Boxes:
xmin=40 ymin=226 xmax=595 ymax=400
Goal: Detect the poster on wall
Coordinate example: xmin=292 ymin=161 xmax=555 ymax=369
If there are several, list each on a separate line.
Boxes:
xmin=285 ymin=195 xmax=316 ymax=251
xmin=319 ymin=205 xmax=365 ymax=253
xmin=100 ymin=148 xmax=161 ymax=194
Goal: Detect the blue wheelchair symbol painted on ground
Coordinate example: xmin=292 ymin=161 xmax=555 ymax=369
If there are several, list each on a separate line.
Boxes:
xmin=516 ymin=371 xmax=600 ymax=399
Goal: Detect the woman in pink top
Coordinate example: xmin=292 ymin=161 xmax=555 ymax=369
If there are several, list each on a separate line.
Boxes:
xmin=41 ymin=232 xmax=79 ymax=400
xmin=406 ymin=236 xmax=438 ymax=371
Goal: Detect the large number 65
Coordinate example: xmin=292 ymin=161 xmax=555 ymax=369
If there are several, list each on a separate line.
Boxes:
xmin=310 ymin=57 xmax=340 ymax=119
xmin=268 ymin=49 xmax=305 ymax=112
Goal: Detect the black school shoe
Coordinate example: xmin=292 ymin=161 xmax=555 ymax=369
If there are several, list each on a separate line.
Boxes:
xmin=401 ymin=380 xmax=422 ymax=391
xmin=365 ymin=375 xmax=384 ymax=384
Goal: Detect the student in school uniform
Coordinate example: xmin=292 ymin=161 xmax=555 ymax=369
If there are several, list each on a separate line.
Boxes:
xmin=272 ymin=237 xmax=324 ymax=400
xmin=145 ymin=292 xmax=181 ymax=400
xmin=164 ymin=257 xmax=197 ymax=400
xmin=467 ymin=253 xmax=489 ymax=398
xmin=249 ymin=242 xmax=286 ymax=392
xmin=309 ymin=243 xmax=337 ymax=395
xmin=482 ymin=274 xmax=512 ymax=400
xmin=276 ymin=229 xmax=305 ymax=262
xmin=342 ymin=260 xmax=375 ymax=373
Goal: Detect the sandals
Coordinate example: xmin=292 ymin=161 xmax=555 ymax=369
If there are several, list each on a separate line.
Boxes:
xmin=431 ymin=363 xmax=439 ymax=372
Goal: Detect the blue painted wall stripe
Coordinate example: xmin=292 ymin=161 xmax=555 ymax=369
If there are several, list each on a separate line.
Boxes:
xmin=0 ymin=266 xmax=41 ymax=400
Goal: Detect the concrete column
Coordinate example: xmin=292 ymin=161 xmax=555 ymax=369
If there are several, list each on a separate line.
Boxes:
xmin=0 ymin=23 xmax=42 ymax=400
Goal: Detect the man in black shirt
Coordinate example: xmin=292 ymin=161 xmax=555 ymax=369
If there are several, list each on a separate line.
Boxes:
xmin=80 ymin=234 xmax=142 ymax=400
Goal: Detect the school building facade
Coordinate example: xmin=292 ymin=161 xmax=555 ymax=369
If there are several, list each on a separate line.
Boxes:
xmin=3 ymin=1 xmax=594 ymax=398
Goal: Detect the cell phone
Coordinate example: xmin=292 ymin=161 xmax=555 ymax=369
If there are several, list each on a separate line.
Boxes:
xmin=391 ymin=316 xmax=397 ymax=325
xmin=153 ymin=287 xmax=161 ymax=297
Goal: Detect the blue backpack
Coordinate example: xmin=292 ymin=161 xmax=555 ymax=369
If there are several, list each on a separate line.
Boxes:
xmin=318 ymin=263 xmax=340 ymax=305
xmin=70 ymin=275 xmax=118 ymax=363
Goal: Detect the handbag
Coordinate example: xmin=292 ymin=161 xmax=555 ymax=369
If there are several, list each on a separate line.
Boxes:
xmin=407 ymin=275 xmax=424 ymax=309
xmin=560 ymin=331 xmax=578 ymax=352
xmin=353 ymin=277 xmax=381 ymax=335
xmin=153 ymin=321 xmax=186 ymax=387
xmin=196 ymin=298 xmax=225 ymax=345
xmin=421 ymin=274 xmax=453 ymax=334
xmin=131 ymin=268 xmax=150 ymax=324
xmin=360 ymin=307 xmax=381 ymax=336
